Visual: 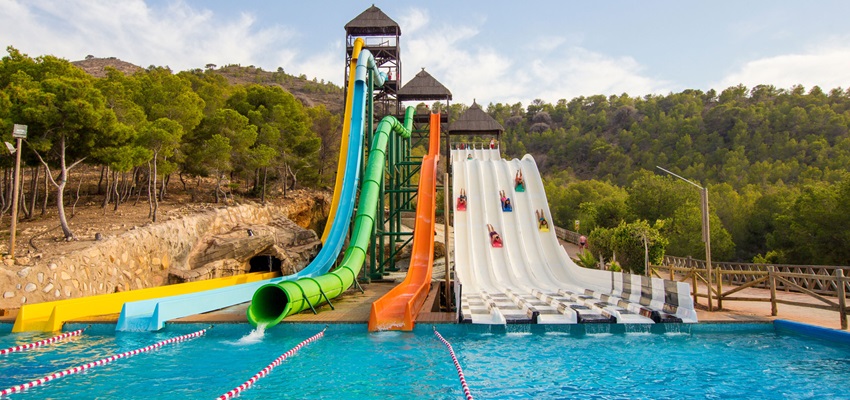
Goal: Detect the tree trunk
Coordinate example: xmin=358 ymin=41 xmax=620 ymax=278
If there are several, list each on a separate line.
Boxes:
xmin=112 ymin=170 xmax=120 ymax=211
xmin=0 ymin=167 xmax=7 ymax=214
xmin=56 ymin=179 xmax=72 ymax=239
xmin=27 ymin=165 xmax=39 ymax=218
xmin=97 ymin=165 xmax=106 ymax=195
xmin=147 ymin=160 xmax=153 ymax=219
xmin=152 ymin=152 xmax=159 ymax=222
xmin=72 ymin=174 xmax=82 ymax=217
xmin=101 ymin=165 xmax=111 ymax=208
xmin=41 ymin=168 xmax=49 ymax=216
xmin=261 ymin=166 xmax=267 ymax=204
xmin=214 ymin=173 xmax=221 ymax=203
xmin=19 ymin=181 xmax=29 ymax=220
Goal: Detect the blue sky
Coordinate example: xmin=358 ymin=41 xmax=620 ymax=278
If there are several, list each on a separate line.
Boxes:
xmin=2 ymin=0 xmax=849 ymax=106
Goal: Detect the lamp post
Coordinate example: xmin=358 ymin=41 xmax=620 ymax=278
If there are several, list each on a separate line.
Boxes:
xmin=656 ymin=166 xmax=714 ymax=311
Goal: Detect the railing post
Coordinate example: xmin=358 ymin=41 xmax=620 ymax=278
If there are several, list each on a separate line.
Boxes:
xmin=769 ymin=265 xmax=777 ymax=317
xmin=692 ymin=267 xmax=698 ymax=306
xmin=837 ymin=269 xmax=847 ymax=330
xmin=716 ymin=265 xmax=723 ymax=310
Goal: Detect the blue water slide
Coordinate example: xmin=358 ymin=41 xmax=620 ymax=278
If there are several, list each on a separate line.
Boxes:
xmin=115 ymin=50 xmax=385 ymax=331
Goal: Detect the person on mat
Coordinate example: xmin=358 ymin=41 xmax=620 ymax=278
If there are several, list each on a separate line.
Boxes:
xmin=467 ymin=153 xmax=473 ymax=160
xmin=536 ymin=209 xmax=549 ymax=231
xmin=499 ymin=190 xmax=512 ymax=211
xmin=487 ymin=224 xmax=503 ymax=247
xmin=515 ymin=169 xmax=525 ymax=191
xmin=457 ymin=188 xmax=467 ymax=211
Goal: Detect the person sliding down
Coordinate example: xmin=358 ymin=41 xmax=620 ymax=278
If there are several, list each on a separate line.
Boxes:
xmin=536 ymin=209 xmax=549 ymax=231
xmin=487 ymin=224 xmax=503 ymax=248
xmin=499 ymin=190 xmax=512 ymax=212
xmin=515 ymin=169 xmax=525 ymax=192
xmin=457 ymin=188 xmax=467 ymax=211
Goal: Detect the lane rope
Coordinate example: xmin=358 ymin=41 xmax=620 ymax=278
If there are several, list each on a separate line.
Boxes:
xmin=434 ymin=326 xmax=474 ymax=400
xmin=1 ymin=328 xmax=85 ymax=355
xmin=0 ymin=328 xmax=208 ymax=396
xmin=217 ymin=327 xmax=327 ymax=400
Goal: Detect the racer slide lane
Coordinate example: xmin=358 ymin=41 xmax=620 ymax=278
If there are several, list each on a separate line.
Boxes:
xmin=246 ymin=101 xmax=414 ymax=329
xmin=453 ymin=152 xmax=697 ymax=325
xmin=113 ymin=43 xmax=382 ymax=332
xmin=368 ymin=112 xmax=441 ymax=331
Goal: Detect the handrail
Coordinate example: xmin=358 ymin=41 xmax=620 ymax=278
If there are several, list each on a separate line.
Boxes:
xmin=652 ymin=261 xmax=849 ymax=330
xmin=662 ymin=255 xmax=850 ymax=296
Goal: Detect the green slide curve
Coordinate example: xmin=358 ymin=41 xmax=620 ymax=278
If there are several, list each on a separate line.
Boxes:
xmin=247 ymin=107 xmax=414 ymax=328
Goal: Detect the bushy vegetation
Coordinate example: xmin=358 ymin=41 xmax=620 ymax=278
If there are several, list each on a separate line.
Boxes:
xmin=0 ymin=47 xmax=340 ymax=239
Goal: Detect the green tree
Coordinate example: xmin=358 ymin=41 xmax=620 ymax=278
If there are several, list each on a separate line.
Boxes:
xmin=588 ymin=220 xmax=667 ymax=274
xmin=138 ymin=118 xmax=183 ymax=220
xmin=2 ymin=47 xmax=120 ymax=239
xmin=307 ymin=104 xmax=342 ymax=187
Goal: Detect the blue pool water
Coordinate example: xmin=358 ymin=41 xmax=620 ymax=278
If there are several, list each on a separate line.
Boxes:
xmin=1 ymin=322 xmax=849 ymax=399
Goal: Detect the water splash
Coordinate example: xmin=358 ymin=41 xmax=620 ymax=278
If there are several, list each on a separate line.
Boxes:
xmin=583 ymin=324 xmax=612 ymax=336
xmin=505 ymin=324 xmax=532 ymax=336
xmin=230 ymin=323 xmax=267 ymax=345
xmin=663 ymin=324 xmax=690 ymax=336
xmin=624 ymin=324 xmax=652 ymax=335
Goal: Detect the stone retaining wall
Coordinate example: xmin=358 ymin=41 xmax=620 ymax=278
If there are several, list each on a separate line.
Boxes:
xmin=0 ymin=202 xmax=319 ymax=309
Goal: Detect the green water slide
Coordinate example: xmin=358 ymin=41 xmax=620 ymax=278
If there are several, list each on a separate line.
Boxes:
xmin=247 ymin=107 xmax=414 ymax=328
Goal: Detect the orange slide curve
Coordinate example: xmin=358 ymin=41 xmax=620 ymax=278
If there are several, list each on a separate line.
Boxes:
xmin=368 ymin=112 xmax=441 ymax=331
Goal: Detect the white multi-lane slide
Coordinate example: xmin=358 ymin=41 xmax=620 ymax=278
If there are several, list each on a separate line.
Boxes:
xmin=451 ymin=147 xmax=698 ymax=325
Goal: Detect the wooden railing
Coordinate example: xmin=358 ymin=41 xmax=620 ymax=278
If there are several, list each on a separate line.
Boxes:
xmin=663 ymin=256 xmax=850 ymax=296
xmin=652 ymin=256 xmax=849 ymax=330
xmin=554 ymin=227 xmax=581 ymax=244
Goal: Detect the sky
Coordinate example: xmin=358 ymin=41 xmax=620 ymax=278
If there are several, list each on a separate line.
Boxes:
xmin=2 ymin=0 xmax=850 ymax=106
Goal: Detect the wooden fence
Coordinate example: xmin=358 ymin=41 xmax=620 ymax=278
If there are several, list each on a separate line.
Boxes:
xmin=652 ymin=256 xmax=848 ymax=330
xmin=556 ymin=229 xmax=848 ymax=329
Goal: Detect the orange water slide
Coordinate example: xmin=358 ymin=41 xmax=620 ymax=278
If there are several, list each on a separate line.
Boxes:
xmin=368 ymin=112 xmax=441 ymax=331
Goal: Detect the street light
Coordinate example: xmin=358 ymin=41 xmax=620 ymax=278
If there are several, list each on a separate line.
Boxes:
xmin=656 ymin=166 xmax=714 ymax=311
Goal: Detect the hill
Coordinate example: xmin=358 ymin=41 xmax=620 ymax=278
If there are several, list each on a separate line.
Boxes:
xmin=71 ymin=57 xmax=344 ymax=114
xmin=72 ymin=56 xmax=143 ymax=77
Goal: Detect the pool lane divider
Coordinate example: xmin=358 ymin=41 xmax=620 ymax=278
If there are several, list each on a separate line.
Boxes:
xmin=433 ymin=327 xmax=474 ymax=400
xmin=217 ymin=327 xmax=327 ymax=400
xmin=0 ymin=327 xmax=209 ymax=396
xmin=1 ymin=328 xmax=85 ymax=355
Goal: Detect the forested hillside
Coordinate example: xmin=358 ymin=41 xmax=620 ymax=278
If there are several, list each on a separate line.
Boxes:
xmin=4 ymin=45 xmax=848 ymax=268
xmin=479 ymin=86 xmax=850 ymax=267
xmin=0 ymin=47 xmax=342 ymax=240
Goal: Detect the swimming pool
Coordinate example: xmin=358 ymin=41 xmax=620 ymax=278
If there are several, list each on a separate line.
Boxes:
xmin=2 ymin=322 xmax=849 ymax=399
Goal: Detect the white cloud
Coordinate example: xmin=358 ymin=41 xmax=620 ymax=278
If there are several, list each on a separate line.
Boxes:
xmin=399 ymin=14 xmax=670 ymax=106
xmin=397 ymin=7 xmax=428 ymax=36
xmin=0 ymin=0 xmax=298 ymax=72
xmin=717 ymin=38 xmax=850 ymax=91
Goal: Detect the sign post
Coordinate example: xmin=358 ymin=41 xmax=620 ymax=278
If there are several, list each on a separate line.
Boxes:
xmin=9 ymin=124 xmax=27 ymax=258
